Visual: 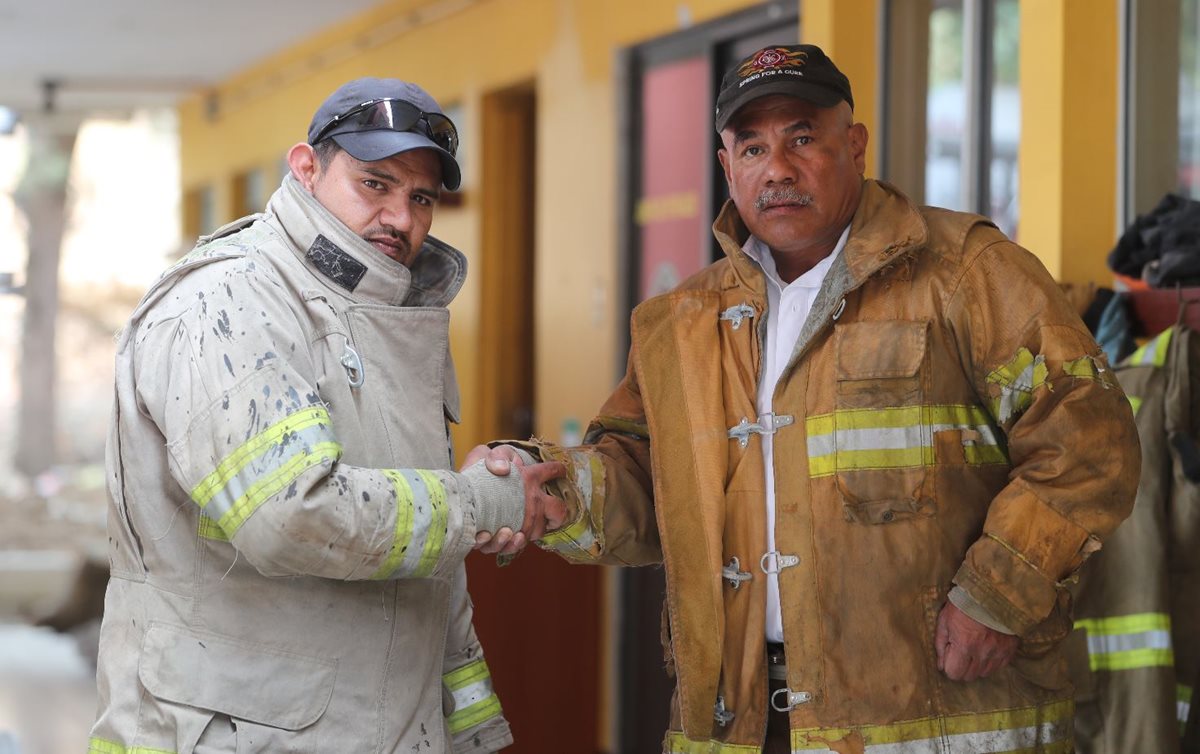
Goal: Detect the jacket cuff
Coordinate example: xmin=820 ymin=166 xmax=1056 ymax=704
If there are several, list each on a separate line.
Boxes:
xmin=948 ymin=584 xmax=1016 ymax=635
xmin=459 ymin=460 xmax=525 ymax=535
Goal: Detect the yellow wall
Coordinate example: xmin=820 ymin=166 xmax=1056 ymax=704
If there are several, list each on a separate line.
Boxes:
xmin=802 ymin=0 xmax=880 ymax=172
xmin=180 ymin=0 xmax=762 ymax=457
xmin=1018 ymin=0 xmax=1119 ymax=285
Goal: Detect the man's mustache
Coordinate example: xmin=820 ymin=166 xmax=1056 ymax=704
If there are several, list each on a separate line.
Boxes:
xmin=755 ymin=188 xmax=813 ymax=211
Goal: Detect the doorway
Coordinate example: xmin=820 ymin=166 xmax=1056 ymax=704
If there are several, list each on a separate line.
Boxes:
xmin=467 ymin=81 xmax=603 ymax=754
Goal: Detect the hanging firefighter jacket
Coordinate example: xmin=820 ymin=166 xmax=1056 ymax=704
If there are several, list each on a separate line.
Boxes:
xmin=1069 ymin=324 xmax=1200 ymax=753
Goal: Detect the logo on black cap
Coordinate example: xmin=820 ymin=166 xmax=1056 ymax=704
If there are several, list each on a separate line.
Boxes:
xmin=737 ymin=47 xmax=809 ymax=80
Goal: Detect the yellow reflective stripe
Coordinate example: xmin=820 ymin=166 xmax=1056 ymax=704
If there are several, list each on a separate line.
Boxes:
xmin=1075 ymin=612 xmax=1171 ymax=635
xmin=444 ymin=658 xmax=489 ymax=689
xmin=444 ymin=658 xmax=502 ymax=734
xmin=663 ymin=734 xmax=760 ymax=753
xmin=1088 ymin=647 xmax=1174 ymax=671
xmin=197 ymin=514 xmax=229 ymax=542
xmin=791 ymin=700 xmax=1073 ymax=750
xmin=1076 ymin=613 xmax=1174 ymax=671
xmin=444 ymin=659 xmax=501 ymax=733
xmin=414 ymin=470 xmax=448 ymax=578
xmin=1128 ymin=328 xmax=1173 ymax=367
xmin=987 ymin=347 xmax=1048 ymax=390
xmin=447 ymin=695 xmax=503 ymax=734
xmin=1181 ymin=684 xmax=1194 ymax=704
xmin=371 ymin=470 xmax=416 ymax=579
xmin=810 ymin=446 xmax=932 ymax=476
xmin=191 ymin=406 xmax=331 ymax=507
xmin=1128 ymin=395 xmax=1143 ymax=416
xmin=89 ymin=738 xmax=176 ymax=754
xmin=215 ymin=441 xmax=342 ymax=538
xmin=986 ymin=348 xmax=1048 ymax=422
xmin=538 ymin=452 xmax=603 ymax=561
xmin=806 ymin=405 xmax=1006 ymax=477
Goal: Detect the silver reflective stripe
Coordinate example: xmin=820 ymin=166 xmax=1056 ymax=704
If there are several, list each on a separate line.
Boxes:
xmin=451 ymin=677 xmax=494 ymax=712
xmin=1086 ymin=629 xmax=1172 ymax=655
xmin=203 ymin=423 xmax=334 ymax=519
xmin=862 ymin=719 xmax=1069 ymax=753
xmin=807 ymin=422 xmax=999 ymax=457
xmin=394 ymin=470 xmax=435 ymax=576
xmin=1179 ymin=699 xmax=1191 ymax=724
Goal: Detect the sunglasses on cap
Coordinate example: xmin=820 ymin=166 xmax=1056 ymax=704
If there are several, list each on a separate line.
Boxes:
xmin=310 ymin=98 xmax=459 ymax=157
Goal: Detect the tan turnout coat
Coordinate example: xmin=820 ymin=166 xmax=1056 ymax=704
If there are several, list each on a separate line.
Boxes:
xmin=530 ymin=180 xmax=1140 ymax=752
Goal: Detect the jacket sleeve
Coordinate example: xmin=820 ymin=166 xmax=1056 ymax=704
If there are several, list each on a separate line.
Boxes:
xmin=441 ymin=565 xmax=512 ymax=753
xmin=503 ymin=350 xmax=663 ymax=566
xmin=946 ymin=230 xmax=1141 ymax=635
xmin=131 ymin=268 xmax=525 ymax=582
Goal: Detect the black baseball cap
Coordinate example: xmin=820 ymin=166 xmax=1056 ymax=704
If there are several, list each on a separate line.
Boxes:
xmin=307 ymin=77 xmax=462 ymax=191
xmin=714 ymin=44 xmax=854 ymax=132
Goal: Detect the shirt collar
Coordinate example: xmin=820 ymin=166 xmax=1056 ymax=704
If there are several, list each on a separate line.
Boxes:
xmin=742 ymin=223 xmax=851 ymax=292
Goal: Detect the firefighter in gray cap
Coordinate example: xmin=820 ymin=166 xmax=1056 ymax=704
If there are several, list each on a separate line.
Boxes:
xmin=90 ymin=77 xmax=565 ymax=753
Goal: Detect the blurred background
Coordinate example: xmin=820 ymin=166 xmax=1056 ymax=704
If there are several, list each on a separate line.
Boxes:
xmin=0 ymin=0 xmax=1196 ymax=752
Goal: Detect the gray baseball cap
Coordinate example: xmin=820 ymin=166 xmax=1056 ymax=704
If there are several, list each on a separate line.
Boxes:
xmin=308 ymin=77 xmax=461 ymax=191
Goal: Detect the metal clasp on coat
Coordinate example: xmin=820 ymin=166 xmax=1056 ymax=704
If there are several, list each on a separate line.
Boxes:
xmin=719 ymin=303 xmax=755 ymax=330
xmin=713 ymin=695 xmax=735 ymax=727
xmin=721 ymin=557 xmax=752 ymax=590
xmin=727 ymin=413 xmax=795 ymax=449
xmin=341 ymin=343 xmax=365 ymax=388
xmin=770 ymin=687 xmax=812 ymax=712
xmin=831 ymin=297 xmax=847 ymax=321
xmin=759 ymin=551 xmax=799 ymax=574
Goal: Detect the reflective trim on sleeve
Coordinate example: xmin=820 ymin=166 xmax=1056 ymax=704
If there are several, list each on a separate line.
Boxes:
xmin=191 ymin=406 xmax=332 ymax=508
xmin=413 ymin=469 xmax=449 ymax=578
xmin=1075 ymin=613 xmax=1175 ymax=671
xmin=806 ymin=405 xmax=1007 ymax=478
xmin=445 ymin=658 xmax=504 ymax=735
xmin=189 ymin=406 xmax=342 ymax=539
xmin=89 ymin=738 xmax=176 ymax=754
xmin=371 ymin=470 xmax=416 ymax=579
xmin=664 ymin=700 xmax=1072 ymax=753
xmin=1125 ymin=328 xmax=1173 ymax=368
xmin=538 ymin=452 xmax=605 ymax=562
xmin=985 ymin=347 xmax=1048 ymax=423
xmin=370 ymin=469 xmax=450 ymax=579
xmin=1178 ymin=684 xmax=1192 ymax=729
xmin=197 ymin=513 xmax=229 ymax=542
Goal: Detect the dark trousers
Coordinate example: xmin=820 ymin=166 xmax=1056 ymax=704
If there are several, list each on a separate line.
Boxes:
xmin=764 ymin=677 xmax=792 ymax=752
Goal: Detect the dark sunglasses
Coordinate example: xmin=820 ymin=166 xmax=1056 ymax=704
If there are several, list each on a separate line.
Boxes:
xmin=310 ymin=98 xmax=459 ymax=157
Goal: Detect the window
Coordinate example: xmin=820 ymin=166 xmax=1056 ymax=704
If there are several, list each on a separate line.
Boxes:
xmin=883 ymin=0 xmax=1020 ymax=237
xmin=1123 ymin=0 xmax=1200 ymax=224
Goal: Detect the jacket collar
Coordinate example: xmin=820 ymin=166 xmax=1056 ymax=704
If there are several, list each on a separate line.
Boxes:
xmin=711 ymin=178 xmax=930 ymax=293
xmin=265 ymin=174 xmax=466 ymax=308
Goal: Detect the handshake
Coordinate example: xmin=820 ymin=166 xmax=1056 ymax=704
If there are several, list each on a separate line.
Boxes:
xmin=461 ymin=444 xmax=569 ymax=557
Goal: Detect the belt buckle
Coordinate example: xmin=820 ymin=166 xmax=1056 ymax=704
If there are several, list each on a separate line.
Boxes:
xmin=766 ymin=643 xmax=787 ymax=681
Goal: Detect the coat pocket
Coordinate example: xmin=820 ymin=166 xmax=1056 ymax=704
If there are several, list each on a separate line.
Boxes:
xmin=833 ymin=321 xmax=934 ymax=524
xmin=139 ymin=623 xmax=336 ymax=751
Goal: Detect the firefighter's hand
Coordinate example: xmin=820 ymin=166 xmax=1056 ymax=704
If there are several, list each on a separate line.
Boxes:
xmin=935 ymin=601 xmax=1018 ymax=682
xmin=465 ymin=445 xmax=567 ymax=556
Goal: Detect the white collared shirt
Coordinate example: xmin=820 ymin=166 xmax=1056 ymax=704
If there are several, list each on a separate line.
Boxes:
xmin=742 ymin=225 xmax=850 ymax=643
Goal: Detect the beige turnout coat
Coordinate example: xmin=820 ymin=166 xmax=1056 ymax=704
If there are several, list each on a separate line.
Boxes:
xmin=91 ymin=176 xmax=519 ymax=754
xmin=527 ymin=180 xmax=1140 ymax=752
